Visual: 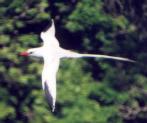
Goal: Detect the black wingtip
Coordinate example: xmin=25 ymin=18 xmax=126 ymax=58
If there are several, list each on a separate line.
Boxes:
xmin=51 ymin=19 xmax=54 ymax=26
xmin=44 ymin=81 xmax=55 ymax=112
xmin=52 ymin=105 xmax=55 ymax=112
xmin=51 ymin=18 xmax=54 ymax=22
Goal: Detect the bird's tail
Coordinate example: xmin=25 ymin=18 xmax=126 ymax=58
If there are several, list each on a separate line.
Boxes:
xmin=79 ymin=53 xmax=135 ymax=62
xmin=61 ymin=49 xmax=135 ymax=62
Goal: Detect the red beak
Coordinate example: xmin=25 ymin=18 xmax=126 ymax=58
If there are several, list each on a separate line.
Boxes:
xmin=19 ymin=52 xmax=29 ymax=57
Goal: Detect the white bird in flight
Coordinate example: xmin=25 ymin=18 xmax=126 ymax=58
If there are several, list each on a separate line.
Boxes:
xmin=20 ymin=19 xmax=135 ymax=112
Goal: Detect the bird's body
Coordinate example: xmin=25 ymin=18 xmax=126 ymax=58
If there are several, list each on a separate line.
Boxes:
xmin=20 ymin=19 xmax=135 ymax=112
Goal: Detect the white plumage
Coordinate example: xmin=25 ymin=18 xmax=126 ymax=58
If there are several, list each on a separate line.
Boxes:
xmin=20 ymin=19 xmax=135 ymax=112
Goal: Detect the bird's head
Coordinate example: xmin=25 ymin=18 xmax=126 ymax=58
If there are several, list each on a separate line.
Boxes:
xmin=20 ymin=48 xmax=42 ymax=57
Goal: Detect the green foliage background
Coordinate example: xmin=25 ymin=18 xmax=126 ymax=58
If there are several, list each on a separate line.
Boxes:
xmin=0 ymin=0 xmax=147 ymax=123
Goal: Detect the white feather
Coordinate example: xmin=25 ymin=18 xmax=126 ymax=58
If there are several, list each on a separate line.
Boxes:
xmin=40 ymin=19 xmax=59 ymax=47
xmin=23 ymin=19 xmax=135 ymax=112
xmin=59 ymin=49 xmax=135 ymax=62
xmin=42 ymin=56 xmax=60 ymax=112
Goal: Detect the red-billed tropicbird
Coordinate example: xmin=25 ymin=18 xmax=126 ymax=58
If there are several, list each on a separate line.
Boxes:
xmin=20 ymin=19 xmax=135 ymax=112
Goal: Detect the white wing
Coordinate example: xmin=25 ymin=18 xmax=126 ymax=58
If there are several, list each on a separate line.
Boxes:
xmin=42 ymin=57 xmax=60 ymax=112
xmin=40 ymin=19 xmax=59 ymax=47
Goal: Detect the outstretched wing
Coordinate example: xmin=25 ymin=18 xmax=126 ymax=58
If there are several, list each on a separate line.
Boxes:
xmin=42 ymin=57 xmax=60 ymax=112
xmin=40 ymin=19 xmax=59 ymax=47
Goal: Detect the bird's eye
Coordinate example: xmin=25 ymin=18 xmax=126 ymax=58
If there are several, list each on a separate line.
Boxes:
xmin=29 ymin=52 xmax=33 ymax=54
